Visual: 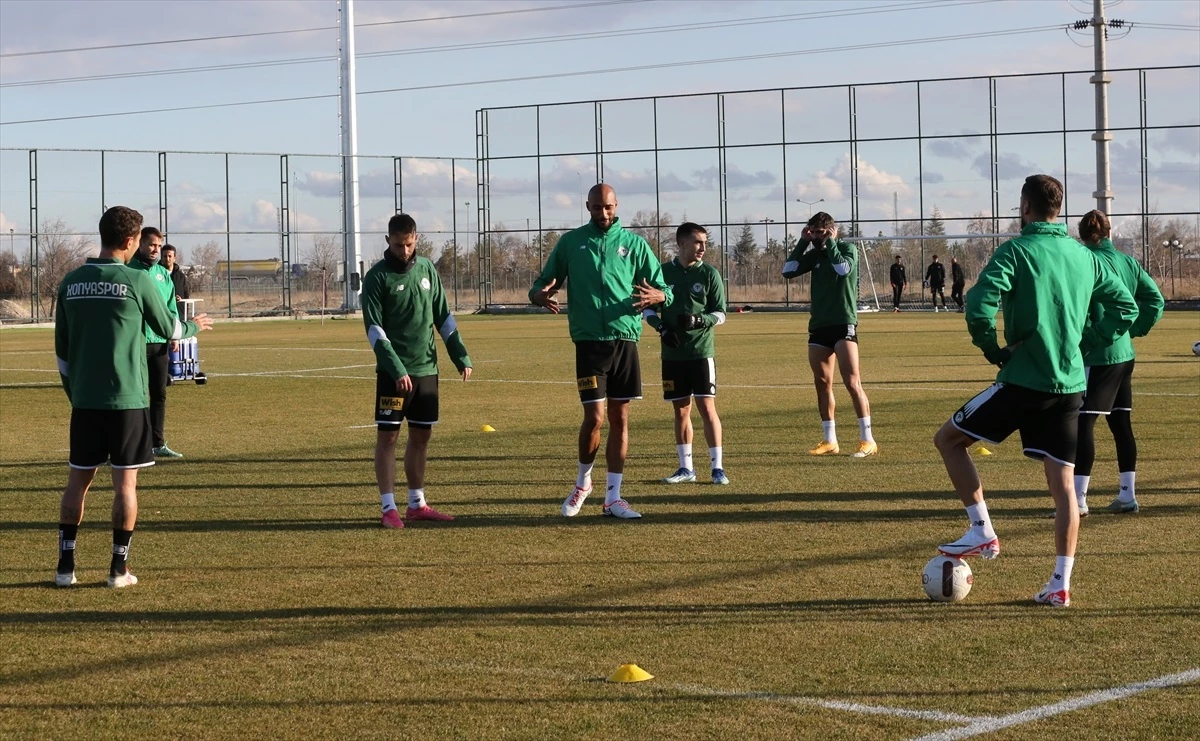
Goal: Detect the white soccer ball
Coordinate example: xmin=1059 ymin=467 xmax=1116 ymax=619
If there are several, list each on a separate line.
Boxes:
xmin=922 ymin=555 xmax=973 ymax=602
xmin=1193 ymin=341 xmax=1200 ymax=357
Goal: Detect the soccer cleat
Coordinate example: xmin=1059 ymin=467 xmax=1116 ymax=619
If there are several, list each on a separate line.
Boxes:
xmin=937 ymin=529 xmax=1000 ymax=559
xmin=55 ymin=571 xmax=77 ymax=588
xmin=809 ymin=441 xmax=840 ymax=456
xmin=405 ymin=505 xmax=454 ymax=522
xmin=851 ymin=440 xmax=878 ymax=458
xmin=602 ymin=499 xmax=642 ymax=519
xmin=663 ymin=467 xmax=696 ymax=484
xmin=153 ymin=445 xmax=183 ymax=459
xmin=1107 ymin=497 xmax=1139 ymax=514
xmin=892 ymin=308 xmax=901 ymax=313
xmin=1033 ymin=584 xmax=1070 ymax=607
xmin=108 ymin=571 xmax=139 ymax=588
xmin=1078 ymin=501 xmax=1090 ymax=518
xmin=712 ymin=469 xmax=730 ymax=485
xmin=562 ymin=484 xmax=592 ymax=517
xmin=381 ymin=508 xmax=405 ymax=529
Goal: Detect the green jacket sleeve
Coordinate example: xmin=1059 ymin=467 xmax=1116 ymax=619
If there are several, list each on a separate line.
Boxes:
xmin=529 ymin=237 xmax=569 ymax=304
xmin=431 ymin=270 xmax=470 ymax=373
xmin=693 ymin=267 xmax=728 ymax=328
xmin=965 ymin=241 xmax=1017 ymax=354
xmin=54 ymin=282 xmax=71 ymax=400
xmin=1081 ymin=255 xmax=1138 ymax=356
xmin=782 ymin=239 xmax=819 ymax=279
xmin=633 ymin=240 xmax=673 ymax=310
xmin=361 ymin=269 xmax=407 ymax=380
xmin=140 ymin=272 xmax=197 ymax=342
xmin=1129 ymin=265 xmax=1164 ymax=338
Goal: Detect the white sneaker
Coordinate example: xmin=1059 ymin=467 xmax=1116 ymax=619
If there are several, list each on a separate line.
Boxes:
xmin=561 ymin=483 xmax=592 ymax=517
xmin=602 ymin=499 xmax=642 ymax=519
xmin=1078 ymin=501 xmax=1090 ymax=517
xmin=108 ymin=571 xmax=139 ymax=588
xmin=55 ymin=571 xmax=77 ymax=587
xmin=1033 ymin=583 xmax=1070 ymax=607
xmin=937 ymin=529 xmax=1000 ymax=559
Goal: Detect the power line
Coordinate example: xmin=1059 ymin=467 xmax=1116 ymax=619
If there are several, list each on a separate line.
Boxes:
xmin=0 ymin=24 xmax=1062 ymax=127
xmin=1 ymin=0 xmax=987 ymax=89
xmin=0 ymin=0 xmax=647 ymax=58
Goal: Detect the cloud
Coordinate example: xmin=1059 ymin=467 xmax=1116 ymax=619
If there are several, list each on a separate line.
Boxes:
xmin=925 ymin=138 xmax=979 ymax=160
xmin=296 ymin=158 xmax=474 ymax=199
xmin=0 ymin=211 xmax=18 ymax=234
xmin=922 ymin=171 xmax=945 ymax=184
xmin=972 ymin=152 xmax=1040 ymax=180
xmin=691 ymin=164 xmax=775 ymax=190
xmin=938 ymin=187 xmax=977 ymax=200
xmin=170 ymin=198 xmax=228 ymax=233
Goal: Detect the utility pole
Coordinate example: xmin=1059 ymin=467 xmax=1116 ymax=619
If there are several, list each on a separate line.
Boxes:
xmin=1091 ymin=0 xmax=1113 ymax=214
xmin=338 ymin=0 xmax=362 ymax=310
xmin=893 ymin=192 xmax=899 ymax=235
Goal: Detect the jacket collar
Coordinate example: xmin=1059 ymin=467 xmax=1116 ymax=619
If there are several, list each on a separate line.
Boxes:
xmin=1020 ymin=221 xmax=1067 ymax=237
xmin=383 ymin=248 xmax=416 ymax=273
xmin=585 ymin=217 xmax=622 ymax=236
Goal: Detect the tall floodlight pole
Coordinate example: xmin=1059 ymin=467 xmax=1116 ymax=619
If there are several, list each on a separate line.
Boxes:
xmin=339 ymin=0 xmax=363 ymax=310
xmin=1091 ymin=0 xmax=1113 ymax=213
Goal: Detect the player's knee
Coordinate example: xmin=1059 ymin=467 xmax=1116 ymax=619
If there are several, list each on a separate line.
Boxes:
xmin=933 ymin=423 xmax=959 ymax=452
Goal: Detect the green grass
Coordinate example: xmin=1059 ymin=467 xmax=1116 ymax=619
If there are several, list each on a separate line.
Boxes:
xmin=1 ymin=312 xmax=1198 ymax=740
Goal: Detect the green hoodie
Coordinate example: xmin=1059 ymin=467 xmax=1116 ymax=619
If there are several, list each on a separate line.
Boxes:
xmin=966 ymin=221 xmax=1138 ymax=394
xmin=529 ymin=218 xmax=673 ymax=342
xmin=127 ymin=252 xmax=179 ymax=344
xmin=645 ymin=257 xmax=726 ymax=362
xmin=782 ymin=237 xmax=858 ymax=331
xmin=1082 ymin=238 xmax=1163 ymax=366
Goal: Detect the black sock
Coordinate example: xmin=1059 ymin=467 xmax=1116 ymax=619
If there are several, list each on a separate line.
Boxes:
xmin=58 ymin=524 xmax=78 ymax=574
xmin=111 ymin=529 xmax=133 ymax=577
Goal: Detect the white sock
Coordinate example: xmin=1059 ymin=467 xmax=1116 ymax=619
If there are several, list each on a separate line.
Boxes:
xmin=1050 ymin=555 xmax=1075 ymax=592
xmin=1118 ymin=471 xmax=1136 ymax=502
xmin=1075 ymin=475 xmax=1090 ymax=509
xmin=822 ymin=420 xmax=837 ymax=444
xmin=677 ymin=444 xmax=693 ymax=471
xmin=381 ymin=492 xmax=397 ymax=514
xmin=577 ymin=462 xmax=594 ymax=489
xmin=605 ymin=472 xmax=623 ymax=505
xmin=858 ymin=416 xmax=874 ymax=443
xmin=965 ymin=501 xmax=995 ymax=536
xmin=709 ymin=446 xmax=723 ymax=471
xmin=407 ymin=488 xmax=426 ymax=509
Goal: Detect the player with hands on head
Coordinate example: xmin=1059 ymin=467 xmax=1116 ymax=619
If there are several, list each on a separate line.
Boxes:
xmin=362 ymin=213 xmax=471 ymax=529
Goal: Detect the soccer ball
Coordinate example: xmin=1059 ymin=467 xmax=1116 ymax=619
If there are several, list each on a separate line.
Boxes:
xmin=1193 ymin=341 xmax=1200 ymax=357
xmin=922 ymin=555 xmax=973 ymax=602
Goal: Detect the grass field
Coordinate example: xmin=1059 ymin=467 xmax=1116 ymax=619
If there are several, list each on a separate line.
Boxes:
xmin=1 ymin=312 xmax=1198 ymax=739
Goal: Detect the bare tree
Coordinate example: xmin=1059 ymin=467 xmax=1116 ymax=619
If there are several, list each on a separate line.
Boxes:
xmin=33 ymin=219 xmax=95 ymax=317
xmin=301 ymin=234 xmax=341 ymax=305
xmin=188 ymin=240 xmax=223 ymax=292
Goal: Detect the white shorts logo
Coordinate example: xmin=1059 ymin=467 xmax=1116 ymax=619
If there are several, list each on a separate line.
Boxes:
xmin=420 ymin=277 xmax=431 ymax=291
xmin=846 ymin=325 xmax=856 ymax=337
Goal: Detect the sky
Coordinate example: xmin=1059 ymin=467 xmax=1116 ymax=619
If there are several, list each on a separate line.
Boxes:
xmin=0 ymin=0 xmax=1197 ymax=261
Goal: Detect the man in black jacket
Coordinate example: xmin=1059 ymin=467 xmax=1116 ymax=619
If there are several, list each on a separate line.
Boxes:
xmin=162 ymin=245 xmax=190 ymax=316
xmin=925 ymin=254 xmax=946 ymax=312
xmin=950 ymin=256 xmax=966 ymax=312
xmin=888 ymin=255 xmax=906 ymax=312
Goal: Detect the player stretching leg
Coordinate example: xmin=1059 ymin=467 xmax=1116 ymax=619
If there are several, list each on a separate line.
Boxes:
xmin=1074 ymin=210 xmax=1163 ymax=516
xmin=934 ymin=175 xmax=1137 ymax=607
xmin=363 ymin=214 xmax=472 ymax=529
xmin=530 ymin=184 xmax=672 ymax=519
xmin=782 ymin=212 xmax=877 ymax=459
xmin=55 ymin=206 xmax=212 ymax=587
xmin=645 ymin=223 xmax=729 ymax=485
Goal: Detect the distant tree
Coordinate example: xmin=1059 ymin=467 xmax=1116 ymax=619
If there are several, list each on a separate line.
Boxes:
xmin=190 ymin=240 xmax=224 ymax=293
xmin=627 ymin=209 xmax=674 ymax=260
xmin=732 ymin=222 xmax=757 ymax=286
xmin=34 ymin=219 xmax=95 ymax=317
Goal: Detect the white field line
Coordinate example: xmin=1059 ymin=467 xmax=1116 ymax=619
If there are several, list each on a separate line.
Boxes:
xmin=0 ymin=368 xmax=58 ymax=373
xmin=910 ymin=668 xmax=1200 ymax=741
xmin=437 ymin=661 xmax=988 ymax=725
xmin=208 ymin=364 xmax=375 ymax=377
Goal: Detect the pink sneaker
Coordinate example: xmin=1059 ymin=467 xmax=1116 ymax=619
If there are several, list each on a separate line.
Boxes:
xmin=405 ymin=505 xmax=454 ymax=522
xmin=382 ymin=509 xmax=405 ymax=529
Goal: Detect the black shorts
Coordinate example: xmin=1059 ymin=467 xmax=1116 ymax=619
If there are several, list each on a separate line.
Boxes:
xmin=575 ymin=340 xmax=641 ymax=404
xmin=1081 ymin=360 xmax=1134 ymax=415
xmin=375 ymin=372 xmax=438 ymax=429
xmin=662 ymin=358 xmax=717 ymax=401
xmin=951 ymin=383 xmax=1083 ymax=466
xmin=69 ymin=408 xmax=154 ymax=470
xmin=809 ymin=324 xmax=858 ymax=350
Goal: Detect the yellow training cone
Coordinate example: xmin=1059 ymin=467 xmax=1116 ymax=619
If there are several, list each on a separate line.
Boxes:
xmin=481 ymin=424 xmax=496 ymax=433
xmin=975 ymin=446 xmax=992 ymax=456
xmin=608 ymin=664 xmax=654 ymax=683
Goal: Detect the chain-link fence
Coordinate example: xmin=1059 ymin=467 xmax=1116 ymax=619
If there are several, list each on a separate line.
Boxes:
xmin=475 ymin=65 xmax=1200 ymax=309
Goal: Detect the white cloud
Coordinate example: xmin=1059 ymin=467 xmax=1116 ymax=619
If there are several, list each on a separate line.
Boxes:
xmin=795 ymin=154 xmax=912 ymax=202
xmin=0 ymin=211 xmax=18 ymax=234
xmin=171 ymin=198 xmax=228 ymax=233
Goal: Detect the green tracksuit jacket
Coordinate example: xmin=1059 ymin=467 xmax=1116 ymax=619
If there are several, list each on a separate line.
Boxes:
xmin=645 ymin=258 xmax=727 ymax=361
xmin=55 ymin=257 xmax=199 ymax=410
xmin=128 ymin=253 xmax=179 ymax=344
xmin=1082 ymin=238 xmax=1163 ymax=366
xmin=782 ymin=237 xmax=858 ymax=331
xmin=965 ymin=222 xmax=1138 ymax=394
xmin=362 ymin=250 xmax=470 ymax=380
xmin=529 ymin=219 xmax=673 ymax=342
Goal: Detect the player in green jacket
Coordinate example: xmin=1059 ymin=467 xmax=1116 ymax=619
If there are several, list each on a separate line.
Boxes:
xmin=54 ymin=206 xmax=212 ymax=589
xmin=128 ymin=226 xmax=185 ymax=459
xmin=782 ymin=212 xmax=878 ymax=459
xmin=363 ymin=214 xmax=471 ymax=529
xmin=643 ymin=222 xmax=729 ymax=485
xmin=530 ymin=183 xmax=672 ymax=519
xmin=933 ymin=175 xmax=1138 ymax=608
xmin=1073 ymin=210 xmax=1164 ymax=516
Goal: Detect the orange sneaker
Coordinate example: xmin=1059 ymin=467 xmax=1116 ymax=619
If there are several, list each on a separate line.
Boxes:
xmin=851 ymin=440 xmax=878 ymax=458
xmin=808 ymin=441 xmax=840 ymax=456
